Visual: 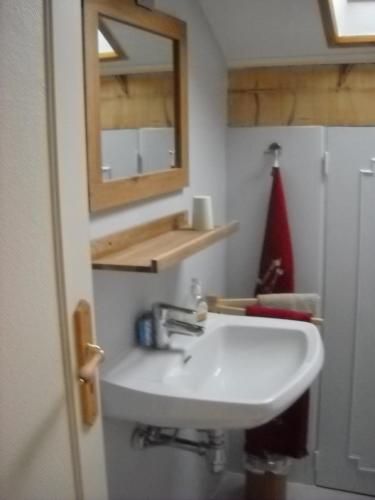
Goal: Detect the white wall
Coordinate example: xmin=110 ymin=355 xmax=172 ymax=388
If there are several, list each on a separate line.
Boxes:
xmin=226 ymin=127 xmax=325 ymax=297
xmin=225 ymin=126 xmax=326 ymax=483
xmin=91 ymin=1 xmax=229 ymax=499
xmin=0 ymin=2 xmax=77 ymax=499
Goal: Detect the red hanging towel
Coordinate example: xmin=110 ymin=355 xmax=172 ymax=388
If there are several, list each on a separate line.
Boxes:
xmin=246 ymin=166 xmax=310 ymax=460
xmin=255 ymin=167 xmax=294 ymax=295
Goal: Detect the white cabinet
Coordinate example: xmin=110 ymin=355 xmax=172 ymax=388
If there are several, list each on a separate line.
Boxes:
xmin=101 ymin=127 xmax=174 ymax=179
xmin=316 ymin=128 xmax=375 ymax=496
xmin=139 ymin=127 xmax=175 ymax=172
xmin=101 ymin=129 xmax=139 ymax=179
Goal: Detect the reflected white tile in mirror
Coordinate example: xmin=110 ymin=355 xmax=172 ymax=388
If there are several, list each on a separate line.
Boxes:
xmin=101 ymin=127 xmax=174 ymax=180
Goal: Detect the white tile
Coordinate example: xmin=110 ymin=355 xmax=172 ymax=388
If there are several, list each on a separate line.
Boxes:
xmin=212 ymin=473 xmax=375 ymax=500
xmin=288 ymin=482 xmax=373 ymax=500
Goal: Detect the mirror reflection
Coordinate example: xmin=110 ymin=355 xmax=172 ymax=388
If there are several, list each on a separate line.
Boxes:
xmin=98 ymin=16 xmax=176 ymax=181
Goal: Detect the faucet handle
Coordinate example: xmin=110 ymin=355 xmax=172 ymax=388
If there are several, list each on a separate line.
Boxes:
xmin=152 ymin=303 xmax=198 ymax=349
xmin=153 ymin=302 xmax=198 ymax=327
xmin=153 ymin=303 xmax=196 ymax=314
xmin=166 ymin=319 xmax=204 ymax=335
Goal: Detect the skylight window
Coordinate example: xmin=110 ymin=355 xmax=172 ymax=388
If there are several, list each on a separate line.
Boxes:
xmin=320 ymin=0 xmax=375 ymax=45
xmin=97 ymin=27 xmax=126 ymax=61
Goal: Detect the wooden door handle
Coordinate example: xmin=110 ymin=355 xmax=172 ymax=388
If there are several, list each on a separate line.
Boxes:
xmin=79 ymin=344 xmax=105 ymax=383
xmin=74 ymin=300 xmax=103 ymax=426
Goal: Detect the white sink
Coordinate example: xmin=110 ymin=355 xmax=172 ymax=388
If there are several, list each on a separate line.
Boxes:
xmin=101 ymin=313 xmax=324 ymax=429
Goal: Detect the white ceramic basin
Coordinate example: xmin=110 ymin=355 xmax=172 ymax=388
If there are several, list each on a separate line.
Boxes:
xmin=101 ymin=313 xmax=324 ymax=429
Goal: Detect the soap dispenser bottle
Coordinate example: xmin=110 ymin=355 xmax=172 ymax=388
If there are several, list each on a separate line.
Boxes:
xmin=190 ymin=278 xmax=208 ymax=321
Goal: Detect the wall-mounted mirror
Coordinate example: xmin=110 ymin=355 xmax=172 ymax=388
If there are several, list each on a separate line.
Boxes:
xmin=84 ymin=0 xmax=188 ymax=212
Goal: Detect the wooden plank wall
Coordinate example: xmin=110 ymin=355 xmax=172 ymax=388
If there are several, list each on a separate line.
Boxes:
xmin=100 ymin=72 xmax=174 ymax=129
xmin=228 ymin=64 xmax=375 ymax=126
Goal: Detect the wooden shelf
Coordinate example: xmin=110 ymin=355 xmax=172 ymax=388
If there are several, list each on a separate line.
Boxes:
xmin=91 ymin=211 xmax=239 ymax=273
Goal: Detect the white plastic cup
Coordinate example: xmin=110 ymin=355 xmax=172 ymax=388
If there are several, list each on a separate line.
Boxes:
xmin=192 ymin=195 xmax=214 ymax=231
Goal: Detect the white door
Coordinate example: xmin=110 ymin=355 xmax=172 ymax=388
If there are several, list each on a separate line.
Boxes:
xmin=47 ymin=0 xmax=109 ymax=498
xmin=316 ymin=128 xmax=375 ymax=496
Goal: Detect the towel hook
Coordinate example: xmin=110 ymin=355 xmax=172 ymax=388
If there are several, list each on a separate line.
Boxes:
xmin=360 ymin=157 xmax=375 ymax=176
xmin=266 ymin=142 xmax=282 ymax=168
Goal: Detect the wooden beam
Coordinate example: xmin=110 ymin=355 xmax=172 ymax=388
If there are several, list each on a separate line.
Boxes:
xmin=228 ymin=64 xmax=375 ymax=127
xmin=100 ymin=72 xmax=174 ymax=129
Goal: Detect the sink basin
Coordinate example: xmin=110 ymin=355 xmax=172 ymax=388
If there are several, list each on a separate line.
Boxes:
xmin=101 ymin=313 xmax=324 ymax=429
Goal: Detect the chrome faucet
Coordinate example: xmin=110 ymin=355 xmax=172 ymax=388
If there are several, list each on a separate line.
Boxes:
xmin=152 ymin=303 xmax=204 ymax=350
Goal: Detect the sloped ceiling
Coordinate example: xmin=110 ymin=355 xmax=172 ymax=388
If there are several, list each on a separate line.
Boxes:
xmin=198 ymin=0 xmax=375 ymax=67
xmin=100 ymin=17 xmax=173 ymax=75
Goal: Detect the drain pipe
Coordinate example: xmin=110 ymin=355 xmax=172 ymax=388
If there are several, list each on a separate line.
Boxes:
xmin=132 ymin=425 xmax=226 ymax=474
xmin=206 ymin=430 xmax=227 ymax=474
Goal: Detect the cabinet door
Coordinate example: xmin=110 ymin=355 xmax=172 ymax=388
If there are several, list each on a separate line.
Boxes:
xmin=139 ymin=127 xmax=175 ymax=172
xmin=317 ymin=128 xmax=375 ymax=496
xmin=101 ymin=129 xmax=139 ymax=179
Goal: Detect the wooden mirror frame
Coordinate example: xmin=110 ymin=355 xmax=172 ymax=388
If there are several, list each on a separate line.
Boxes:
xmin=83 ymin=0 xmax=188 ymax=212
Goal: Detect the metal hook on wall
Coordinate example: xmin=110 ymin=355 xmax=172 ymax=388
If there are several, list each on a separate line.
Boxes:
xmin=360 ymin=157 xmax=375 ymax=176
xmin=266 ymin=142 xmax=282 ymax=168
